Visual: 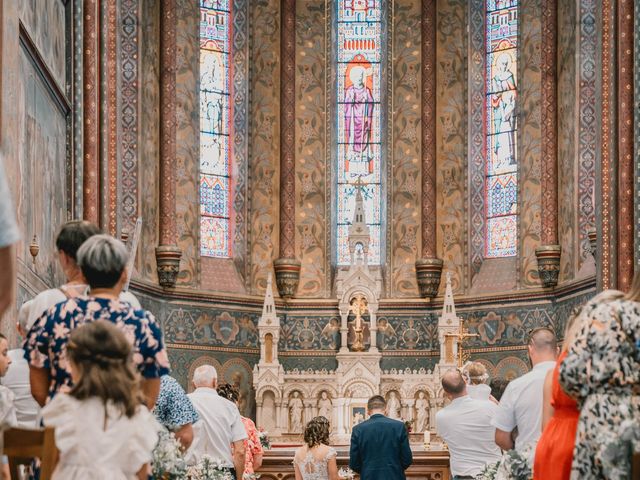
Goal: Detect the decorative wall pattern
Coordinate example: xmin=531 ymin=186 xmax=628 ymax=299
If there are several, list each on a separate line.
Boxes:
xmin=636 ymin=0 xmax=640 ymax=269
xmin=391 ymin=0 xmax=421 ymax=296
xmin=435 ymin=0 xmax=467 ymax=293
xmin=557 ymin=0 xmax=577 ymax=282
xmin=294 ymin=0 xmax=327 ymax=297
xmin=517 ymin=0 xmax=542 ymax=287
xmin=249 ymin=0 xmax=280 ymax=295
xmin=175 ymin=0 xmax=199 ymax=286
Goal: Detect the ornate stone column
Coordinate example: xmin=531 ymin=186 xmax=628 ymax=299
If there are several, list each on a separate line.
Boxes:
xmin=415 ymin=0 xmax=443 ymax=299
xmin=83 ymin=0 xmax=100 ymax=224
xmin=535 ymin=0 xmax=561 ymax=288
xmin=105 ymin=0 xmax=118 ymax=235
xmin=616 ymin=0 xmax=634 ymax=290
xmin=273 ymin=0 xmax=301 ymax=299
xmin=155 ymin=0 xmax=182 ymax=288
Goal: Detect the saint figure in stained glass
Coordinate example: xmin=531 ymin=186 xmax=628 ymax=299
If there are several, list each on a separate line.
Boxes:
xmin=344 ymin=56 xmax=374 ymax=177
xmin=490 ymin=50 xmax=517 ymax=171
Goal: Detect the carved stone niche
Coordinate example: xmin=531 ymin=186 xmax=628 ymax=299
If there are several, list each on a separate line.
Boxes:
xmin=414 ymin=390 xmax=430 ymax=433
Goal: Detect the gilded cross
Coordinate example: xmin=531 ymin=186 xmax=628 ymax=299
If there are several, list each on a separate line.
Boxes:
xmin=444 ymin=322 xmax=479 ymax=369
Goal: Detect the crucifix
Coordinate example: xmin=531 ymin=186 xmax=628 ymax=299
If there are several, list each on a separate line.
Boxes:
xmin=444 ymin=322 xmax=479 ymax=369
xmin=350 ymin=295 xmax=368 ymax=352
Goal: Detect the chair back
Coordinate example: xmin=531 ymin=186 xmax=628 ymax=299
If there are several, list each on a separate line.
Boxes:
xmin=3 ymin=427 xmax=57 ymax=480
xmin=632 ymin=451 xmax=640 ymax=480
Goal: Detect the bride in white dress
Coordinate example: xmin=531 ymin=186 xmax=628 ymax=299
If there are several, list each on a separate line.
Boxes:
xmin=293 ymin=417 xmax=339 ymax=480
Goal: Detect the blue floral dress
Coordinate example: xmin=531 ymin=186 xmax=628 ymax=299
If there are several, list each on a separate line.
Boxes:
xmin=23 ymin=296 xmax=170 ymax=402
xmin=559 ymin=293 xmax=640 ymax=479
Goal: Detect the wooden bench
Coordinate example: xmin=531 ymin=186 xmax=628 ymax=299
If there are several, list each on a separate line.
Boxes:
xmin=3 ymin=427 xmax=57 ymax=480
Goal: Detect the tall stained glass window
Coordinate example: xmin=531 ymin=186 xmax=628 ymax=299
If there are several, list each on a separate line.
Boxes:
xmin=200 ymin=1 xmax=232 ymax=257
xmin=485 ymin=0 xmax=518 ymax=257
xmin=336 ymin=0 xmax=383 ymax=265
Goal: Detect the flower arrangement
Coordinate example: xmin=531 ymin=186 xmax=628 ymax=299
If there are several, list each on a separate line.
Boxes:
xmin=258 ymin=428 xmax=271 ymax=450
xmin=600 ymin=419 xmax=640 ymax=479
xmin=337 ymin=466 xmax=355 ymax=479
xmin=475 ymin=443 xmax=535 ymax=480
xmin=186 ymin=455 xmax=235 ymax=480
xmin=403 ymin=419 xmax=413 ymax=434
xmin=152 ymin=429 xmax=188 ymax=480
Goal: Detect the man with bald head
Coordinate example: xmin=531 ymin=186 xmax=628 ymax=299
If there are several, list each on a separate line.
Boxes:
xmin=436 ymin=370 xmax=501 ymax=479
xmin=492 ymin=327 xmax=558 ymax=451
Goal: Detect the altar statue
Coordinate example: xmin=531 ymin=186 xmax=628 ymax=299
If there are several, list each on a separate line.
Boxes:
xmin=387 ymin=391 xmax=401 ymax=420
xmin=317 ymin=391 xmax=333 ymax=420
xmin=289 ymin=391 xmax=304 ymax=433
xmin=415 ymin=391 xmax=429 ymax=433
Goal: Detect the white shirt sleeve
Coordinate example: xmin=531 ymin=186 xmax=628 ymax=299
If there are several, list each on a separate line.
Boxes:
xmin=491 ymin=384 xmax=517 ymax=432
xmin=0 ymin=159 xmax=20 ymax=248
xmin=230 ymin=406 xmax=248 ymax=442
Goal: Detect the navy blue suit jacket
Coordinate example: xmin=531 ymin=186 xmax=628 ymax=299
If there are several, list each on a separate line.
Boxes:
xmin=348 ymin=414 xmax=413 ymax=480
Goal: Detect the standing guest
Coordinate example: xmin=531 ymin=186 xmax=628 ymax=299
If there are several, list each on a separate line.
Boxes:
xmin=0 ymin=332 xmax=18 ymax=480
xmin=492 ymin=327 xmax=558 ymax=451
xmin=0 ymin=155 xmax=20 ymax=319
xmin=42 ymin=320 xmax=160 ymax=480
xmin=218 ymin=383 xmax=264 ymax=476
xmin=187 ymin=365 xmax=246 ymax=479
xmin=293 ymin=416 xmax=338 ymax=480
xmin=153 ymin=375 xmax=199 ymax=450
xmin=462 ymin=362 xmax=497 ymax=403
xmin=349 ymin=395 xmax=412 ymax=479
xmin=534 ymin=307 xmax=588 ymax=480
xmin=27 ymin=220 xmax=142 ymax=329
xmin=436 ymin=370 xmax=502 ymax=479
xmin=0 ymin=300 xmax=40 ymax=427
xmin=559 ymin=285 xmax=638 ymax=479
xmin=24 ymin=235 xmax=169 ymax=408
xmin=489 ymin=377 xmax=510 ymax=402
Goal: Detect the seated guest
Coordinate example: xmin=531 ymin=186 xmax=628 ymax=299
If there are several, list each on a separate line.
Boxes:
xmin=293 ymin=416 xmax=338 ymax=480
xmin=0 ymin=333 xmax=17 ymax=480
xmin=186 ymin=365 xmax=247 ymax=479
xmin=42 ymin=321 xmax=160 ymax=480
xmin=24 ymin=235 xmax=169 ymax=408
xmin=153 ymin=375 xmax=199 ymax=450
xmin=0 ymin=301 xmax=40 ymax=427
xmin=534 ymin=308 xmax=585 ymax=480
xmin=218 ymin=383 xmax=264 ymax=475
xmin=559 ymin=286 xmax=637 ymax=478
xmin=489 ymin=377 xmax=510 ymax=402
xmin=349 ymin=395 xmax=412 ymax=479
xmin=492 ymin=327 xmax=558 ymax=451
xmin=462 ymin=362 xmax=496 ymax=403
xmin=436 ymin=370 xmax=502 ymax=479
xmin=27 ymin=220 xmax=142 ymax=328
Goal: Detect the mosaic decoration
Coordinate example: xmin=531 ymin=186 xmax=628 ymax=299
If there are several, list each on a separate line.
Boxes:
xmin=485 ymin=1 xmax=518 ymax=258
xmin=200 ymin=0 xmax=232 ymax=257
xmin=336 ymin=0 xmax=383 ymax=265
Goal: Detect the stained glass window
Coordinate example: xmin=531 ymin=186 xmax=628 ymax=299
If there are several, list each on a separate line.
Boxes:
xmin=336 ymin=0 xmax=383 ymax=265
xmin=485 ymin=0 xmax=518 ymax=257
xmin=200 ymin=0 xmax=232 ymax=257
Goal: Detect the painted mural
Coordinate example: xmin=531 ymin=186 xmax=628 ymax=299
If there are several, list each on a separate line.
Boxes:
xmin=391 ymin=0 xmax=421 ymax=297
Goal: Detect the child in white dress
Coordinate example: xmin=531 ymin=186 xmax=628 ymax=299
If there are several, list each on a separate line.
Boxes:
xmin=42 ymin=320 xmax=160 ymax=480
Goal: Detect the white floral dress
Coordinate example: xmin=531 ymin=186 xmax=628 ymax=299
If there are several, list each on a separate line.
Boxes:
xmin=293 ymin=445 xmax=337 ymax=480
xmin=559 ymin=294 xmax=640 ymax=479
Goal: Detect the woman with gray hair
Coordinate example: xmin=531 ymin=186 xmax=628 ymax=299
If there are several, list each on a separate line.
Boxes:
xmin=23 ymin=235 xmax=170 ymax=409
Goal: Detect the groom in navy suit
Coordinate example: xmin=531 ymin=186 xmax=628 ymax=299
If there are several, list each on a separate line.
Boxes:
xmin=349 ymin=395 xmax=413 ymax=479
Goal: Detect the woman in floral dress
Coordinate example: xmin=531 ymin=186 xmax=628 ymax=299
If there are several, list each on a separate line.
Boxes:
xmin=559 ymin=287 xmax=640 ymax=479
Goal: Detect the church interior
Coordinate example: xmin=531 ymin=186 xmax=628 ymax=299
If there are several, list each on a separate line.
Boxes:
xmin=1 ymin=0 xmax=639 ymax=477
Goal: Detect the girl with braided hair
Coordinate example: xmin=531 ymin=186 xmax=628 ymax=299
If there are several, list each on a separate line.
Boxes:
xmin=41 ymin=320 xmax=160 ymax=480
xmin=293 ymin=416 xmax=338 ymax=480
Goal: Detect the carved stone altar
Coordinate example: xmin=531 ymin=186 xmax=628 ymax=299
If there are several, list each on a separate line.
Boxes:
xmin=254 ymin=190 xmax=466 ymax=443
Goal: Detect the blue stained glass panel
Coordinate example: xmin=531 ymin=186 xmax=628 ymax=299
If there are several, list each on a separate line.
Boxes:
xmin=485 ymin=0 xmax=518 ymax=258
xmin=200 ymin=1 xmax=232 ymax=257
xmin=336 ymin=0 xmax=383 ymax=265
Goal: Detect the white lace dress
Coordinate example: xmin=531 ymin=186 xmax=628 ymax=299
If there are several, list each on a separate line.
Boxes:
xmin=41 ymin=394 xmax=160 ymax=479
xmin=293 ymin=445 xmax=337 ymax=480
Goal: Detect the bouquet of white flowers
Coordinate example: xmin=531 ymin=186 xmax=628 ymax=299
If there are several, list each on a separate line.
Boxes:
xmin=187 ymin=455 xmax=235 ymax=480
xmin=258 ymin=428 xmax=271 ymax=450
xmin=152 ymin=429 xmax=189 ymax=480
xmin=337 ymin=466 xmax=355 ymax=479
xmin=600 ymin=419 xmax=640 ymax=479
xmin=475 ymin=443 xmax=535 ymax=480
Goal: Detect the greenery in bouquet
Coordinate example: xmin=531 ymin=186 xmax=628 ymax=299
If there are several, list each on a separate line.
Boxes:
xmin=475 ymin=460 xmax=500 ymax=480
xmin=474 ymin=443 xmax=534 ymax=480
xmin=152 ymin=428 xmax=189 ymax=480
xmin=337 ymin=466 xmax=356 ymax=479
xmin=600 ymin=419 xmax=640 ymax=479
xmin=402 ymin=419 xmax=413 ymax=434
xmin=187 ymin=455 xmax=235 ymax=480
xmin=258 ymin=428 xmax=271 ymax=450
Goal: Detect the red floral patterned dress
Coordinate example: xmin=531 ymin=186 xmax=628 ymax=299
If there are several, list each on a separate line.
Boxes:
xmin=241 ymin=416 xmax=264 ymax=474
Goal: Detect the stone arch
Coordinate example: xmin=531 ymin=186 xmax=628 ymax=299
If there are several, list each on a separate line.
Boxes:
xmin=310 ymin=383 xmax=339 ymax=399
xmin=256 ymin=385 xmax=281 ymax=403
xmin=340 ymin=285 xmax=379 ymax=314
xmin=282 ymin=384 xmax=311 ymax=401
xmin=380 ymin=383 xmax=402 ymax=397
xmin=187 ymin=355 xmax=223 ymax=393
xmin=343 ymin=380 xmax=376 ymax=399
xmin=406 ymin=384 xmax=435 ymax=399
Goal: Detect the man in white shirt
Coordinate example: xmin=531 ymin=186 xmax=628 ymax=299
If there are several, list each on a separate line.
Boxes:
xmin=492 ymin=327 xmax=558 ymax=451
xmin=0 ymin=300 xmax=40 ymax=427
xmin=0 ymin=156 xmax=20 ymax=318
xmin=186 ymin=365 xmax=247 ymax=479
xmin=436 ymin=370 xmax=502 ymax=479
